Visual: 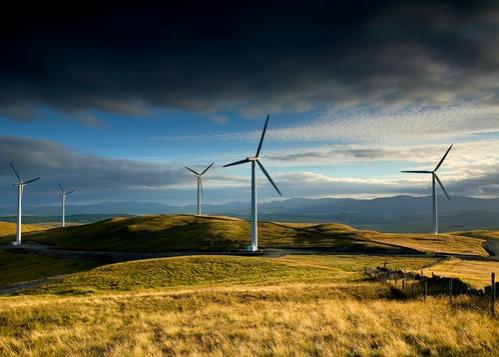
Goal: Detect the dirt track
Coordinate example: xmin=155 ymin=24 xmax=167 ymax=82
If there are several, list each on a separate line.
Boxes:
xmin=0 ymin=275 xmax=69 ymax=295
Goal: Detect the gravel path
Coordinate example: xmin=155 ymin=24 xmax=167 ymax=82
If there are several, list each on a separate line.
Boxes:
xmin=1 ymin=242 xmax=495 ymax=263
xmin=0 ymin=243 xmax=272 ymax=262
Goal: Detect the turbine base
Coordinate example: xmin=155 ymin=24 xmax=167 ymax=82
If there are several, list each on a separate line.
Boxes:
xmin=11 ymin=241 xmax=20 ymax=246
xmin=246 ymin=244 xmax=258 ymax=252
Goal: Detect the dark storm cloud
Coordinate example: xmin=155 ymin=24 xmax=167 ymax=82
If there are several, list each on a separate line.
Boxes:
xmin=1 ymin=1 xmax=499 ymax=119
xmin=0 ymin=136 xmax=189 ymax=190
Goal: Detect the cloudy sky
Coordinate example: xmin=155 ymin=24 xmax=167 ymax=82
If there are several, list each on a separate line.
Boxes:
xmin=1 ymin=1 xmax=499 ymax=206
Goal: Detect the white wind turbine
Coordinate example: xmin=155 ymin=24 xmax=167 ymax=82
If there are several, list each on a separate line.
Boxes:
xmin=401 ymin=145 xmax=453 ymax=234
xmin=57 ymin=182 xmax=74 ymax=227
xmin=185 ymin=163 xmax=214 ymax=216
xmin=9 ymin=162 xmax=40 ymax=245
xmin=223 ymin=114 xmax=282 ymax=251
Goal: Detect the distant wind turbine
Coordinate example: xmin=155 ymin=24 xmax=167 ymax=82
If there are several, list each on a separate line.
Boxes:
xmin=401 ymin=145 xmax=453 ymax=234
xmin=9 ymin=162 xmax=40 ymax=245
xmin=185 ymin=163 xmax=214 ymax=216
xmin=57 ymin=182 xmax=74 ymax=227
xmin=223 ymin=114 xmax=282 ymax=251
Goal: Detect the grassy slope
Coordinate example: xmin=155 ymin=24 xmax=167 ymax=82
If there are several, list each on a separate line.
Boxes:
xmin=285 ymin=222 xmax=489 ymax=256
xmin=420 ymin=257 xmax=499 ymax=288
xmin=0 ymin=255 xmax=497 ymax=355
xmin=0 ymin=221 xmax=49 ymax=236
xmin=29 ymin=254 xmax=439 ymax=295
xmin=361 ymin=231 xmax=487 ymax=256
xmin=0 ymin=214 xmax=489 ymax=256
xmin=451 ymin=229 xmax=499 ymax=245
xmin=0 ymin=251 xmax=99 ymax=288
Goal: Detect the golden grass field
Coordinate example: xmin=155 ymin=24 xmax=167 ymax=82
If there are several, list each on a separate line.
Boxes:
xmin=361 ymin=231 xmax=488 ymax=256
xmin=419 ymin=257 xmax=499 ymax=288
xmin=0 ymin=221 xmax=49 ymax=236
xmin=0 ymin=254 xmax=498 ymax=356
xmin=0 ymin=215 xmax=490 ymax=256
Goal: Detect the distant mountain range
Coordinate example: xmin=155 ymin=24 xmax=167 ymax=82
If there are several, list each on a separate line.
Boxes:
xmin=1 ymin=195 xmax=499 ymax=232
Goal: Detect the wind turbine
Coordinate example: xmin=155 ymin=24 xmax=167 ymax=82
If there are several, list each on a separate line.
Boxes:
xmin=401 ymin=145 xmax=453 ymax=234
xmin=223 ymin=114 xmax=282 ymax=251
xmin=9 ymin=162 xmax=40 ymax=245
xmin=185 ymin=163 xmax=214 ymax=216
xmin=57 ymin=182 xmax=74 ymax=227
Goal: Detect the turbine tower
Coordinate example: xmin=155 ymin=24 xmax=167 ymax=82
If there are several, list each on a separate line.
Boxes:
xmin=401 ymin=145 xmax=453 ymax=234
xmin=223 ymin=114 xmax=282 ymax=251
xmin=9 ymin=162 xmax=40 ymax=245
xmin=185 ymin=163 xmax=214 ymax=216
xmin=57 ymin=182 xmax=74 ymax=227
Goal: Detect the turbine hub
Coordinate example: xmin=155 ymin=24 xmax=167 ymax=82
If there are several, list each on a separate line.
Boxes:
xmin=247 ymin=157 xmax=259 ymax=161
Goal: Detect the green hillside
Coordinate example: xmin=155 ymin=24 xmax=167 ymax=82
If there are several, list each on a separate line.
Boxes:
xmin=29 ymin=255 xmax=327 ymax=294
xmin=29 ymin=254 xmax=439 ymax=295
xmin=0 ymin=214 xmax=489 ymax=256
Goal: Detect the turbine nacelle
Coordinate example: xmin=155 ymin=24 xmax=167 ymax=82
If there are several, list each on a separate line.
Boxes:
xmin=185 ymin=162 xmax=214 ymax=178
xmin=58 ymin=181 xmax=74 ymax=196
xmin=401 ymin=144 xmax=453 ymax=202
xmin=247 ymin=157 xmax=259 ymax=162
xmin=9 ymin=162 xmax=41 ymax=188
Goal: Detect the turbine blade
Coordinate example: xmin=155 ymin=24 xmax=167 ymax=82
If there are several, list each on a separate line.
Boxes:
xmin=255 ymin=114 xmax=270 ymax=157
xmin=223 ymin=158 xmax=250 ymax=167
xmin=24 ymin=177 xmax=40 ymax=185
xmin=200 ymin=162 xmax=214 ymax=176
xmin=401 ymin=170 xmax=433 ymax=173
xmin=66 ymin=190 xmax=75 ymax=195
xmin=185 ymin=166 xmax=200 ymax=175
xmin=434 ymin=144 xmax=453 ymax=172
xmin=57 ymin=181 xmax=64 ymax=192
xmin=9 ymin=162 xmax=22 ymax=182
xmin=257 ymin=161 xmax=282 ymax=196
xmin=434 ymin=174 xmax=451 ymax=201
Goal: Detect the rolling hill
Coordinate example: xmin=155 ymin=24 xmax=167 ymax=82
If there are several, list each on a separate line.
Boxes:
xmin=29 ymin=254 xmax=439 ymax=295
xmin=1 ymin=214 xmax=489 ymax=256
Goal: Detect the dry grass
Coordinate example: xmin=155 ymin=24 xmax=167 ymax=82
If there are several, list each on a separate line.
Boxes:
xmin=277 ymin=254 xmax=439 ymax=272
xmin=280 ymin=222 xmax=489 ymax=256
xmin=420 ymin=257 xmax=499 ymax=288
xmin=0 ymin=221 xmax=49 ymax=236
xmin=450 ymin=230 xmax=499 ymax=241
xmin=0 ymin=283 xmax=497 ymax=356
xmin=361 ymin=231 xmax=488 ymax=256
